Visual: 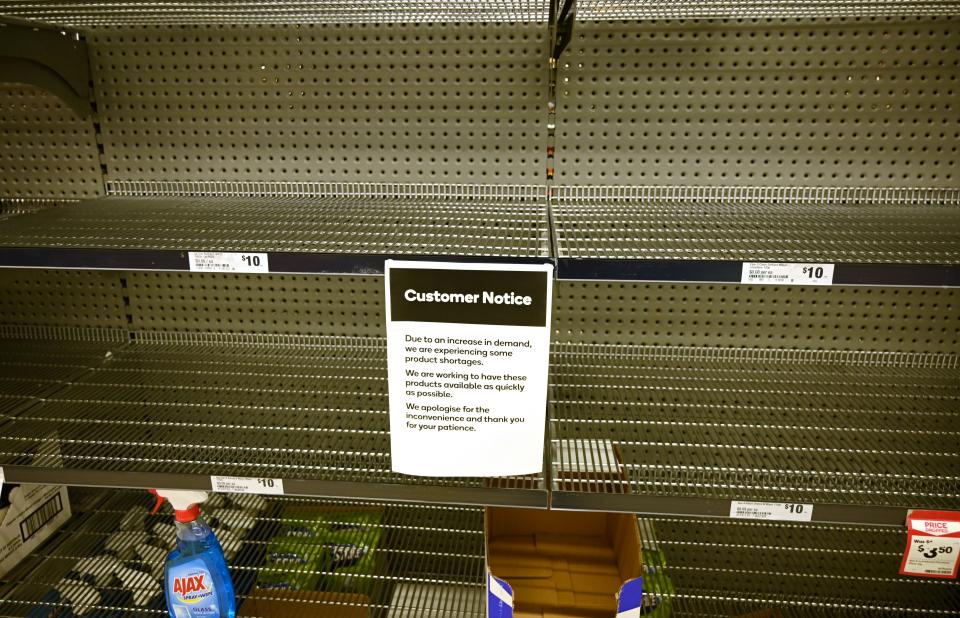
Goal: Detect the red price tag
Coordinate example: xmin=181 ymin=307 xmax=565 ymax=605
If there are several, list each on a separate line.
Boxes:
xmin=899 ymin=510 xmax=960 ymax=579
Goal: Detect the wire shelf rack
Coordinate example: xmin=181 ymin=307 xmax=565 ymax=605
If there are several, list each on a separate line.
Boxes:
xmin=576 ymin=0 xmax=960 ymax=20
xmin=0 ymin=490 xmax=486 ymax=617
xmin=640 ymin=516 xmax=960 ymax=616
xmin=0 ymin=339 xmax=118 ymax=417
xmin=552 ymin=190 xmax=960 ymax=264
xmin=0 ymin=1 xmax=549 ymax=27
xmin=0 ymin=193 xmax=549 ymax=258
xmin=0 ymin=339 xmax=547 ymax=508
xmin=550 ymin=344 xmax=960 ymax=516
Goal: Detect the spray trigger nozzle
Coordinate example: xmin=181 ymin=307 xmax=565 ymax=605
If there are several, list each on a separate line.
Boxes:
xmin=150 ymin=489 xmax=208 ymax=523
xmin=148 ymin=489 xmax=164 ymax=515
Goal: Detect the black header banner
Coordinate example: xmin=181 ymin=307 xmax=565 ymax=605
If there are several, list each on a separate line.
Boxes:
xmin=389 ymin=267 xmax=549 ymax=327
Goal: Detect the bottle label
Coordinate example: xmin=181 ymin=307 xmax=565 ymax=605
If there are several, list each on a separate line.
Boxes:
xmin=168 ymin=560 xmax=219 ymax=616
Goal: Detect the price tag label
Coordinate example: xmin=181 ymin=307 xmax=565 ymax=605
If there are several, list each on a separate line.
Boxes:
xmin=210 ymin=475 xmax=284 ymax=495
xmin=730 ymin=500 xmax=813 ymax=522
xmin=741 ymin=262 xmax=834 ymax=286
xmin=900 ymin=510 xmax=960 ymax=578
xmin=188 ymin=252 xmax=269 ymax=273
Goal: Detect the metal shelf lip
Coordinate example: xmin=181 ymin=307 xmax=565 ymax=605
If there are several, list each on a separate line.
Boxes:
xmin=0 ymin=465 xmax=547 ymax=509
xmin=0 ymin=247 xmax=554 ymax=275
xmin=551 ymin=491 xmax=919 ymax=527
xmin=557 ymin=257 xmax=960 ymax=287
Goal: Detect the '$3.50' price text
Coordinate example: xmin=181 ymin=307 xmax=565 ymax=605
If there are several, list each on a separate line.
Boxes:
xmin=919 ymin=545 xmax=954 ymax=559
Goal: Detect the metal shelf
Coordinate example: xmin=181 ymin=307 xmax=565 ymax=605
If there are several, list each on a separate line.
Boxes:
xmin=0 ymin=338 xmax=118 ymax=417
xmin=553 ymin=188 xmax=960 ymax=286
xmin=549 ymin=345 xmax=960 ymax=525
xmin=0 ymin=192 xmax=550 ymax=274
xmin=575 ymin=1 xmax=960 ymax=19
xmin=0 ymin=490 xmax=486 ymax=617
xmin=641 ymin=516 xmax=960 ymax=616
xmin=0 ymin=338 xmax=547 ymax=508
xmin=0 ymin=1 xmax=549 ymax=27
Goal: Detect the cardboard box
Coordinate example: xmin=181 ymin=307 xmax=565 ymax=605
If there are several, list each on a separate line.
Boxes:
xmin=0 ymin=483 xmax=72 ymax=577
xmin=485 ymin=508 xmax=647 ymax=618
xmin=240 ymin=590 xmax=369 ymax=617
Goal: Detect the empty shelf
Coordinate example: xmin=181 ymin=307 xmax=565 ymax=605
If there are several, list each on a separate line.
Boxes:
xmin=0 ymin=193 xmax=550 ymax=274
xmin=641 ymin=516 xmax=960 ymax=616
xmin=549 ymin=345 xmax=960 ymax=524
xmin=0 ymin=490 xmax=486 ymax=617
xmin=0 ymin=339 xmax=118 ymax=417
xmin=575 ymin=0 xmax=960 ymax=19
xmin=0 ymin=1 xmax=549 ymax=27
xmin=553 ymin=191 xmax=960 ymax=285
xmin=0 ymin=339 xmax=547 ymax=508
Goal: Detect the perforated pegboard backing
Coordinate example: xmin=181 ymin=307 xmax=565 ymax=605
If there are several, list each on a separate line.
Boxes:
xmin=553 ymin=280 xmax=960 ymax=353
xmin=88 ymin=23 xmax=547 ymax=186
xmin=0 ymin=1 xmax=549 ymax=27
xmin=555 ymin=17 xmax=960 ymax=187
xmin=0 ymin=269 xmax=127 ymax=331
xmin=0 ymin=85 xmax=102 ymax=198
xmin=126 ymin=272 xmax=385 ymax=337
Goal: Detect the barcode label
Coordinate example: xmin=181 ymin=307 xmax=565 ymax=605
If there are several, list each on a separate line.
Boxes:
xmin=188 ymin=252 xmax=268 ymax=273
xmin=741 ymin=262 xmax=834 ymax=286
xmin=730 ymin=500 xmax=813 ymax=522
xmin=19 ymin=493 xmax=64 ymax=542
xmin=211 ymin=475 xmax=284 ymax=495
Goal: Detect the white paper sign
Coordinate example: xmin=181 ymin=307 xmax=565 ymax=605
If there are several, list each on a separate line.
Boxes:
xmin=188 ymin=252 xmax=269 ymax=273
xmin=730 ymin=500 xmax=813 ymax=522
xmin=210 ymin=475 xmax=284 ymax=495
xmin=741 ymin=262 xmax=834 ymax=285
xmin=0 ymin=467 xmax=4 ymax=492
xmin=386 ymin=260 xmax=553 ymax=477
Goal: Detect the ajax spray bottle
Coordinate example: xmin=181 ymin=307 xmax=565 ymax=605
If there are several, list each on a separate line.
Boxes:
xmin=151 ymin=489 xmax=236 ymax=618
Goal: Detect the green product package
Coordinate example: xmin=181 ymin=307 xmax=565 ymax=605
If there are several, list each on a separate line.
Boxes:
xmin=640 ymin=548 xmax=674 ymax=617
xmin=317 ymin=511 xmax=382 ymax=596
xmin=256 ymin=535 xmax=327 ymax=591
xmin=256 ymin=508 xmax=383 ymax=595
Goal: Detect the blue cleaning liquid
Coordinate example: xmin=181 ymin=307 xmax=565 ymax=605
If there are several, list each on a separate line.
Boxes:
xmin=164 ymin=516 xmax=236 ymax=618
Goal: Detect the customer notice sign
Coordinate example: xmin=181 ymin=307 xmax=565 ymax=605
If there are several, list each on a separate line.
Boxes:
xmin=385 ymin=260 xmax=553 ymax=477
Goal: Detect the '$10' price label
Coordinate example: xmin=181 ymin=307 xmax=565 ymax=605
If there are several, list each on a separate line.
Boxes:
xmin=210 ymin=475 xmax=284 ymax=495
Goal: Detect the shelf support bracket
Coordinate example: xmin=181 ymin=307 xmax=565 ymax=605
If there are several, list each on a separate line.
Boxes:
xmin=552 ymin=0 xmax=576 ymax=62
